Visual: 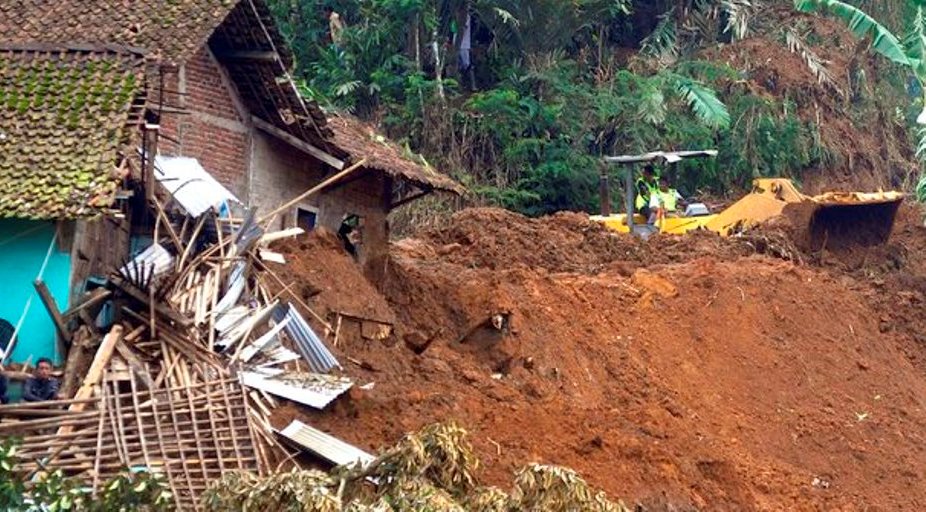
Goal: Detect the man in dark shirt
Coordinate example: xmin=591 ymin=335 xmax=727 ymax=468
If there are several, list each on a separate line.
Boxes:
xmin=23 ymin=358 xmax=59 ymax=402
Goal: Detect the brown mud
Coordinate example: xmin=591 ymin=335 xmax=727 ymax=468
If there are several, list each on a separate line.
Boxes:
xmin=268 ymin=204 xmax=926 ymax=510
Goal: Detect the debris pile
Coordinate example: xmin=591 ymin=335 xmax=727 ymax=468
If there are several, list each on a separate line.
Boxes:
xmin=0 ymin=158 xmax=361 ymax=509
xmin=203 ymin=422 xmax=631 ymax=512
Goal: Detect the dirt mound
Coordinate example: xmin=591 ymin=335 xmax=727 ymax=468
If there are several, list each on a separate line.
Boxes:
xmin=268 ymin=229 xmax=395 ymax=326
xmin=404 ymin=207 xmax=749 ymax=273
xmin=270 ymin=206 xmax=926 ymax=510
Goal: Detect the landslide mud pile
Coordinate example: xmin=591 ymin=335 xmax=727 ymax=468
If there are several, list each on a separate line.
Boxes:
xmin=272 ymin=207 xmax=926 ymax=510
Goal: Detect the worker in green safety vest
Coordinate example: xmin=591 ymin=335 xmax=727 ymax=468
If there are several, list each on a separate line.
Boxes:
xmin=634 ymin=165 xmax=659 ymax=218
xmin=648 ymin=176 xmax=685 ymax=225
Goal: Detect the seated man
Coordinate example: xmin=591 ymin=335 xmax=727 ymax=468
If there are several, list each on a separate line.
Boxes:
xmin=23 ymin=357 xmax=59 ymax=402
xmin=635 ymin=165 xmax=658 ymax=219
xmin=648 ymin=177 xmax=685 ymax=224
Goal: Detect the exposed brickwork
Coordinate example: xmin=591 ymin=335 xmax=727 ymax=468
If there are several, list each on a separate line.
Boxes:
xmin=250 ymin=132 xmax=385 ymax=227
xmin=158 ymin=46 xmax=250 ymax=198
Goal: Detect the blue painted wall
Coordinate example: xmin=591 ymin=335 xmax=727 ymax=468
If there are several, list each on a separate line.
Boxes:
xmin=0 ymin=219 xmax=72 ymax=365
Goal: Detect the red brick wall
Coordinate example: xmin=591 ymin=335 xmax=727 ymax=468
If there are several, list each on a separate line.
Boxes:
xmin=158 ymin=46 xmax=250 ymax=197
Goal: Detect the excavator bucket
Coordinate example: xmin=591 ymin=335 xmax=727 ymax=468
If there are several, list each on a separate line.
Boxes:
xmin=799 ymin=191 xmax=904 ymax=251
xmin=592 ymin=177 xmax=904 ymax=246
xmin=702 ymin=179 xmax=904 ymax=248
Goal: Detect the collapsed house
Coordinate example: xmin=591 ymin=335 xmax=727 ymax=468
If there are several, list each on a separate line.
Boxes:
xmin=0 ymin=0 xmax=462 ymax=367
xmin=0 ymin=0 xmax=462 ymax=508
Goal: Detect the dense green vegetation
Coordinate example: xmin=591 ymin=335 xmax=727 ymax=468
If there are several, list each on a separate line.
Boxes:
xmin=0 ymin=439 xmax=172 ymax=511
xmin=270 ymin=0 xmax=921 ymax=215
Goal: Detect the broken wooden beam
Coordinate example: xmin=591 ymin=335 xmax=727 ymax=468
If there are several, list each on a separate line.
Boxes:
xmin=111 ymin=276 xmax=193 ymax=328
xmin=113 ymin=341 xmax=155 ymax=391
xmin=34 ymin=279 xmax=72 ymax=343
xmin=69 ymin=325 xmax=123 ymax=411
xmin=61 ymin=288 xmax=112 ymax=321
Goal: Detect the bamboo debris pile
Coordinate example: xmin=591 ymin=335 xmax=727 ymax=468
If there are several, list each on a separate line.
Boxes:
xmin=0 ymin=177 xmax=356 ymax=509
xmin=0 ymin=369 xmax=258 ymax=511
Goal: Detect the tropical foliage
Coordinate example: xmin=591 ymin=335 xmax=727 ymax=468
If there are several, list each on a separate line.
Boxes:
xmin=0 ymin=438 xmax=173 ymax=511
xmin=271 ymin=0 xmax=922 ymax=216
xmin=203 ymin=422 xmax=631 ymax=511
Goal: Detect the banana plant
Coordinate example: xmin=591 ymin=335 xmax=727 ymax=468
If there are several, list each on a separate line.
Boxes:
xmin=637 ymin=71 xmax=732 ymax=129
xmin=794 ymin=0 xmax=926 ymax=123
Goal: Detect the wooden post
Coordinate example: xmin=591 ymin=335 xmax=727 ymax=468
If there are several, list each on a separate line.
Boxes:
xmin=143 ymin=124 xmax=160 ymax=203
xmin=69 ymin=325 xmax=123 ymax=412
xmin=34 ymin=279 xmax=72 ymax=344
xmin=58 ymin=325 xmax=123 ymax=436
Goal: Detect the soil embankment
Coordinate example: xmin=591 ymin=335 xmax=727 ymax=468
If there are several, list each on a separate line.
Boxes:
xmin=270 ymin=206 xmax=926 ymax=510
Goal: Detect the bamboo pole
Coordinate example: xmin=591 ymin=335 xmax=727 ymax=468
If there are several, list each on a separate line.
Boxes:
xmin=258 ymin=158 xmax=367 ymax=226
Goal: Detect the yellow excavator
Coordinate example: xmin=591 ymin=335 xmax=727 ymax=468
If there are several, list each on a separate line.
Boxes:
xmin=593 ymin=151 xmax=904 ymax=247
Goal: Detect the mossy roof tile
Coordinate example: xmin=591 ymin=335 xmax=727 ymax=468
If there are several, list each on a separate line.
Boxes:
xmin=0 ymin=46 xmax=146 ymax=219
xmin=0 ymin=0 xmax=237 ymax=64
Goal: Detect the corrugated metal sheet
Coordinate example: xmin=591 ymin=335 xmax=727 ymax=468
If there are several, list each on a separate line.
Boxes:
xmin=258 ymin=346 xmax=301 ymax=366
xmin=216 ymin=300 xmax=277 ymax=350
xmin=239 ymin=316 xmax=291 ymax=363
xmin=215 ymin=304 xmax=248 ymax=334
xmin=214 ymin=261 xmax=246 ymax=314
xmin=241 ymin=371 xmax=352 ymax=409
xmin=118 ymin=243 xmax=173 ymax=283
xmin=278 ymin=419 xmax=375 ymax=467
xmin=154 ymin=155 xmax=238 ymax=217
xmin=272 ymin=303 xmax=340 ymax=373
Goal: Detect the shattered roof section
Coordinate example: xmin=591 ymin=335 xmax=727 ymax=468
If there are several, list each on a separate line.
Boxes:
xmin=154 ymin=155 xmax=239 ymax=217
xmin=327 ymin=114 xmax=465 ymax=195
xmin=0 ymin=45 xmax=146 ymax=219
xmin=0 ymin=0 xmax=238 ymax=64
xmin=210 ymin=0 xmax=332 ymax=149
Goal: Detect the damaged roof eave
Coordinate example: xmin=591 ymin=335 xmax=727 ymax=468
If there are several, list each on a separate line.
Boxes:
xmin=252 ymin=115 xmax=346 ymax=170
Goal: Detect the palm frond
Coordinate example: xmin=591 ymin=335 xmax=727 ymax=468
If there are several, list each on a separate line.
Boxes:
xmin=640 ymin=9 xmax=678 ymax=63
xmin=493 ymin=7 xmax=520 ymax=27
xmin=334 ymin=80 xmax=363 ymax=97
xmin=672 ymin=77 xmax=731 ymax=129
xmin=794 ymin=0 xmax=912 ymax=67
xmin=638 ymin=82 xmax=667 ymax=125
xmin=786 ymin=30 xmax=846 ymax=98
xmin=916 ymin=126 xmax=926 ymax=163
xmin=684 ymin=2 xmax=717 ymax=40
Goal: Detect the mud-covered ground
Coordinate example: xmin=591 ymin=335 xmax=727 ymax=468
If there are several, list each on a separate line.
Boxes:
xmin=267 ymin=203 xmax=926 ymax=511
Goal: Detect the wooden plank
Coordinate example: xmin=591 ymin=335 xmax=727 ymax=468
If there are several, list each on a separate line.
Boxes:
xmin=113 ymin=341 xmax=155 ymax=390
xmin=66 ymin=325 xmax=123 ymax=416
xmin=34 ymin=279 xmax=72 ymax=343
xmin=257 ymin=158 xmax=367 ymax=226
xmin=61 ymin=289 xmax=112 ymax=320
xmin=215 ymin=50 xmax=279 ymax=62
xmin=112 ymin=276 xmax=193 ymax=327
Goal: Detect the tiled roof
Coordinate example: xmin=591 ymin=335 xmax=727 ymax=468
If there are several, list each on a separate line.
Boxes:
xmin=0 ymin=45 xmax=147 ymax=219
xmin=0 ymin=0 xmax=332 ymax=150
xmin=327 ymin=114 xmax=465 ymax=196
xmin=0 ymin=1 xmax=238 ymax=64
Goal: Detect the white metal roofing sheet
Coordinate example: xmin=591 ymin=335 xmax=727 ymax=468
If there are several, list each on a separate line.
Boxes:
xmin=154 ymin=155 xmax=239 ymax=217
xmin=278 ymin=419 xmax=375 ymax=467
